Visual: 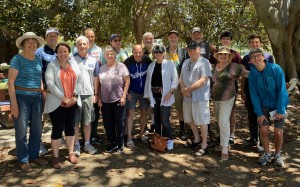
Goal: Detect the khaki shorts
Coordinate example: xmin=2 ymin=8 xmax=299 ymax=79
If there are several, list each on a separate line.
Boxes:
xmin=174 ymin=86 xmax=183 ymax=112
xmin=75 ymin=95 xmax=93 ymax=125
xmin=183 ymin=100 xmax=210 ymax=125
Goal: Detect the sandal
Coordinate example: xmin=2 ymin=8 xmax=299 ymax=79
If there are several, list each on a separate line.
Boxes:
xmin=126 ymin=140 xmax=135 ymax=149
xmin=184 ymin=140 xmax=200 ymax=148
xmin=221 ymin=153 xmax=229 ymax=161
xmin=52 ymin=157 xmax=61 ymax=169
xmin=195 ymin=148 xmax=208 ymax=157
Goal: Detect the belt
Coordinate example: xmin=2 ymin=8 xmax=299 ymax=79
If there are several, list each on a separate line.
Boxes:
xmin=15 ymin=85 xmax=49 ymax=93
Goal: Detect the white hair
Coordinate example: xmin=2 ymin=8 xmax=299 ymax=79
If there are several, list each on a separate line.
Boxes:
xmin=143 ymin=32 xmax=154 ymax=40
xmin=75 ymin=35 xmax=89 ymax=45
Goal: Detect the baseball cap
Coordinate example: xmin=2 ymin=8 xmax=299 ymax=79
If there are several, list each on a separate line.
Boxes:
xmin=168 ymin=30 xmax=179 ymax=36
xmin=46 ymin=28 xmax=59 ymax=36
xmin=187 ymin=40 xmax=199 ymax=49
xmin=110 ymin=34 xmax=121 ymax=41
xmin=153 ymin=45 xmax=165 ymax=53
xmin=191 ymin=27 xmax=201 ymax=33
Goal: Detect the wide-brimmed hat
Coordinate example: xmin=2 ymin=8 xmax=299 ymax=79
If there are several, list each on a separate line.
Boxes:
xmin=16 ymin=32 xmax=44 ymax=50
xmin=213 ymin=46 xmax=235 ymax=59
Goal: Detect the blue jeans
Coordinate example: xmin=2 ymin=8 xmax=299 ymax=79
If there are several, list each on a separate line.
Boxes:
xmin=14 ymin=94 xmax=42 ymax=163
xmin=153 ymin=97 xmax=173 ymax=139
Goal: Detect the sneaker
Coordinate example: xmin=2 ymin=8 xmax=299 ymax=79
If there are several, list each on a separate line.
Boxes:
xmin=229 ymin=137 xmax=234 ymax=145
xmin=31 ymin=158 xmax=49 ymax=165
xmin=105 ymin=143 xmax=118 ymax=153
xmin=84 ymin=143 xmax=98 ymax=154
xmin=20 ymin=163 xmax=32 ymax=172
xmin=91 ymin=137 xmax=103 ymax=145
xmin=117 ymin=145 xmax=124 ymax=153
xmin=74 ymin=144 xmax=81 ymax=157
xmin=179 ymin=131 xmax=187 ymax=141
xmin=243 ymin=139 xmax=257 ymax=147
xmin=274 ymin=154 xmax=284 ymax=167
xmin=39 ymin=142 xmax=48 ymax=156
xmin=257 ymin=153 xmax=271 ymax=165
xmin=257 ymin=144 xmax=264 ymax=153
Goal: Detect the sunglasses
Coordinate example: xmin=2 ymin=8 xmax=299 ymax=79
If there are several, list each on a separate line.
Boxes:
xmin=113 ymin=39 xmax=121 ymax=42
xmin=188 ymin=62 xmax=191 ymax=71
xmin=154 ymin=51 xmax=164 ymax=54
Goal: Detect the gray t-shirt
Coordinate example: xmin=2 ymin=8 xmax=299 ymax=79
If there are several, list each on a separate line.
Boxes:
xmin=99 ymin=62 xmax=129 ymax=103
xmin=180 ymin=56 xmax=211 ymax=102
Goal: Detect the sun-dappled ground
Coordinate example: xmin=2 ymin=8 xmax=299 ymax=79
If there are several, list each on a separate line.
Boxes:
xmin=0 ymin=94 xmax=299 ymax=187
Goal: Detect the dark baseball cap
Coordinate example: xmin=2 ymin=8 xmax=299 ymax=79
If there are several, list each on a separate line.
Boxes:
xmin=153 ymin=45 xmax=165 ymax=53
xmin=110 ymin=34 xmax=121 ymax=41
xmin=187 ymin=40 xmax=199 ymax=49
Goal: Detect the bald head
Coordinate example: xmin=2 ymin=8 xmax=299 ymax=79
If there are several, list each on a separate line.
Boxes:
xmin=132 ymin=44 xmax=143 ymax=62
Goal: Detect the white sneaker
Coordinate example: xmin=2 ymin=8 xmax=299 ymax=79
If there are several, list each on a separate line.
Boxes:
xmin=74 ymin=144 xmax=81 ymax=157
xmin=39 ymin=142 xmax=48 ymax=156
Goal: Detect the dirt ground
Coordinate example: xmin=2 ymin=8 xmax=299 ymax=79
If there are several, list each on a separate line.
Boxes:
xmin=0 ymin=94 xmax=299 ymax=187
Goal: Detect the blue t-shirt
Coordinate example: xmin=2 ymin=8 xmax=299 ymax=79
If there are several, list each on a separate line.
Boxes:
xmin=10 ymin=54 xmax=42 ymax=95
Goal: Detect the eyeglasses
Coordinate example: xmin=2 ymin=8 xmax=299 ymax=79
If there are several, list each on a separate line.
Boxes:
xmin=154 ymin=51 xmax=164 ymax=54
xmin=113 ymin=39 xmax=121 ymax=42
xmin=250 ymin=54 xmax=262 ymax=59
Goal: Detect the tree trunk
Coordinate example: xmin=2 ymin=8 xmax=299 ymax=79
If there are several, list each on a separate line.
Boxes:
xmin=134 ymin=16 xmax=144 ymax=44
xmin=252 ymin=0 xmax=300 ymax=80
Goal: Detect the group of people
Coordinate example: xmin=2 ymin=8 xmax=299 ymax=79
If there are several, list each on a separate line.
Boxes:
xmin=7 ymin=26 xmax=289 ymax=172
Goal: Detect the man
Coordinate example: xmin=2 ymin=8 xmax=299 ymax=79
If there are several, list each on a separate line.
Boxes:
xmin=84 ymin=28 xmax=103 ymax=145
xmin=124 ymin=45 xmax=152 ymax=148
xmin=142 ymin=32 xmax=155 ymax=60
xmin=179 ymin=40 xmax=211 ymax=157
xmin=210 ymin=31 xmax=242 ymax=145
xmin=166 ymin=30 xmax=187 ymax=140
xmin=241 ymin=34 xmax=274 ymax=151
xmin=190 ymin=27 xmax=216 ymax=59
xmin=248 ymin=48 xmax=289 ymax=167
xmin=73 ymin=36 xmax=99 ymax=156
xmin=35 ymin=27 xmax=59 ymax=156
xmin=102 ymin=34 xmax=128 ymax=64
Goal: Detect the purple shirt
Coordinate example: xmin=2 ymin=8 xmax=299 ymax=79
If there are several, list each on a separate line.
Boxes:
xmin=99 ymin=62 xmax=129 ymax=103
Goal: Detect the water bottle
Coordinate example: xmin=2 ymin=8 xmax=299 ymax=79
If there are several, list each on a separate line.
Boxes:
xmin=167 ymin=140 xmax=173 ymax=150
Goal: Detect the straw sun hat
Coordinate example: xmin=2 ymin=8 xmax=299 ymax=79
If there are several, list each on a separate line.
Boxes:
xmin=213 ymin=46 xmax=235 ymax=59
xmin=16 ymin=32 xmax=44 ymax=50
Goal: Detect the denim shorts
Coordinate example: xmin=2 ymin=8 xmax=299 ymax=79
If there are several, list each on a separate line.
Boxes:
xmin=261 ymin=107 xmax=285 ymax=129
xmin=127 ymin=91 xmax=149 ymax=110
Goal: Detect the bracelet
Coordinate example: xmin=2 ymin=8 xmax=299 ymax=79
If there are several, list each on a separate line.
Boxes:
xmin=94 ymin=94 xmax=99 ymax=96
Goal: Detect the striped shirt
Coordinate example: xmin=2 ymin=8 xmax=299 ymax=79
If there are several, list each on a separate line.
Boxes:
xmin=10 ymin=54 xmax=42 ymax=95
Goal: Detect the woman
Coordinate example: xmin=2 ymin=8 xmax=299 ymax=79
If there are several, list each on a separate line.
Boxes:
xmin=144 ymin=45 xmax=178 ymax=149
xmin=8 ymin=32 xmax=48 ymax=172
xmin=212 ymin=46 xmax=247 ymax=160
xmin=44 ymin=43 xmax=82 ymax=169
xmin=98 ymin=46 xmax=130 ymax=153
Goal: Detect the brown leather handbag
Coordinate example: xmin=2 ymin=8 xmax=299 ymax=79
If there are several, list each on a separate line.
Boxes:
xmin=151 ymin=133 xmax=169 ymax=152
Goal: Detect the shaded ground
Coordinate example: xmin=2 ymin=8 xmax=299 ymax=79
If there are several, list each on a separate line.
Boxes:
xmin=0 ymin=95 xmax=299 ymax=187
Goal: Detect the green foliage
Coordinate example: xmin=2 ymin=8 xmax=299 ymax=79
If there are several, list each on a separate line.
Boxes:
xmin=0 ymin=0 xmax=268 ymax=49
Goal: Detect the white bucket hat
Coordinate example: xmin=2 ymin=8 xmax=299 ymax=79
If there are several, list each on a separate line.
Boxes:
xmin=16 ymin=32 xmax=44 ymax=50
